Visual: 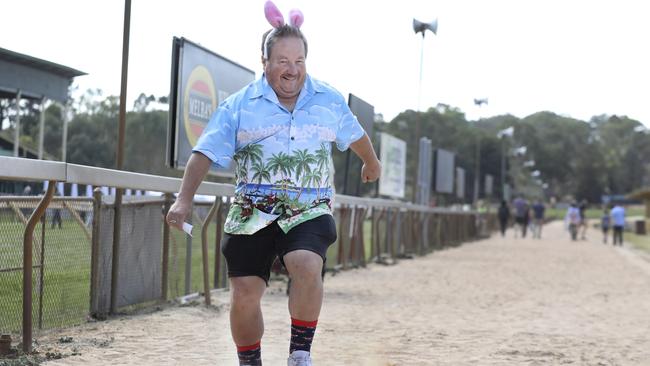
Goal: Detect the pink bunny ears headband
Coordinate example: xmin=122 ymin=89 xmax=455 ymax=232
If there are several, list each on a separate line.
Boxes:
xmin=263 ymin=0 xmax=304 ymax=59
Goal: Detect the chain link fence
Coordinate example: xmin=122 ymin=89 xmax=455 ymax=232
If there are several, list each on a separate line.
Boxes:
xmin=0 ymin=197 xmax=92 ymax=334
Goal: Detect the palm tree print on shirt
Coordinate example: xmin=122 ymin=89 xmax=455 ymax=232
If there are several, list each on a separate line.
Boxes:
xmin=232 ymin=142 xmax=332 ymax=220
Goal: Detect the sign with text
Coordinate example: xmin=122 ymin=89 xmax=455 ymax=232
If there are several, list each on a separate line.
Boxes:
xmin=168 ymin=37 xmax=255 ymax=176
xmin=434 ymin=148 xmax=455 ymax=194
xmin=456 ymin=167 xmax=466 ymax=199
xmin=378 ymin=133 xmax=406 ymax=198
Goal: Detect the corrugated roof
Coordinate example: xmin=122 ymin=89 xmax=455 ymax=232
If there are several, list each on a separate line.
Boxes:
xmin=0 ymin=47 xmax=86 ymax=79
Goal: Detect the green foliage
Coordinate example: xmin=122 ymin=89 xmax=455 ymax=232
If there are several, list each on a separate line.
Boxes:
xmin=9 ymin=89 xmax=650 ymax=202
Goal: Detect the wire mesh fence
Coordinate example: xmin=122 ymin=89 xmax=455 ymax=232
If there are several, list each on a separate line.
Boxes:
xmin=165 ymin=199 xmax=230 ymax=299
xmin=0 ymin=197 xmax=92 ymax=334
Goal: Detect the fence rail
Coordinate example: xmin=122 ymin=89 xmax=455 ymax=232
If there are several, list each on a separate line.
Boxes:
xmin=0 ymin=156 xmax=495 ymax=353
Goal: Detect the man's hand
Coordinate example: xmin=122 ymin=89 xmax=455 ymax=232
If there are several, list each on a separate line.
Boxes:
xmin=361 ymin=160 xmax=381 ymax=183
xmin=350 ymin=133 xmax=381 ymax=183
xmin=166 ymin=199 xmax=191 ymax=230
xmin=165 ymin=152 xmax=212 ymax=230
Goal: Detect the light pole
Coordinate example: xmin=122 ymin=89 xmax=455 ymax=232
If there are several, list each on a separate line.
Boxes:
xmin=413 ymin=18 xmax=438 ymax=110
xmin=473 ymin=98 xmax=487 ymax=206
xmin=497 ymin=126 xmax=514 ymax=200
xmin=411 ymin=17 xmax=438 ymax=203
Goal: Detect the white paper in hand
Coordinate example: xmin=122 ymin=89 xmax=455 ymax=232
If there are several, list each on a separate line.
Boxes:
xmin=182 ymin=222 xmax=193 ymax=237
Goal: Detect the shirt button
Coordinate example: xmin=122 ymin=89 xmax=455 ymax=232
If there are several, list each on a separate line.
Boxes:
xmin=291 ymin=136 xmax=295 ymax=140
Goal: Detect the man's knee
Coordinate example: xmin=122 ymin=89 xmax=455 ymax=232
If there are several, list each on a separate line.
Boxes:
xmin=284 ymin=250 xmax=323 ymax=281
xmin=230 ymin=277 xmax=265 ymax=306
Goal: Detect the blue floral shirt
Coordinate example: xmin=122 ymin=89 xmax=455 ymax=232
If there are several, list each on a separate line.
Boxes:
xmin=193 ymin=75 xmax=365 ymax=235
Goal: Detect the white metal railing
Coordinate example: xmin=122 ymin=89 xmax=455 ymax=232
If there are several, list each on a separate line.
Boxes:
xmin=0 ymin=156 xmax=473 ymax=214
xmin=1 ymin=156 xmax=233 ymax=197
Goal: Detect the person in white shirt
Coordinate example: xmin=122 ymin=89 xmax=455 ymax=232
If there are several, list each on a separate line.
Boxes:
xmin=564 ymin=202 xmax=581 ymax=241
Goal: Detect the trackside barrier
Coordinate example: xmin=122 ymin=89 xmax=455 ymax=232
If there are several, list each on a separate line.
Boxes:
xmin=0 ymin=156 xmax=496 ymax=352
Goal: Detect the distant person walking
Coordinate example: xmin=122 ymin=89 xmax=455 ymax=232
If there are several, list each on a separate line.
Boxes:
xmin=565 ymin=202 xmax=581 ymax=241
xmin=51 ymin=187 xmax=63 ymax=229
xmin=600 ymin=207 xmax=611 ymax=244
xmin=578 ymin=200 xmax=588 ymax=240
xmin=610 ymin=204 xmax=626 ymax=246
xmin=497 ymin=200 xmax=510 ymax=237
xmin=513 ymin=197 xmax=530 ymax=238
xmin=531 ymin=200 xmax=545 ymax=239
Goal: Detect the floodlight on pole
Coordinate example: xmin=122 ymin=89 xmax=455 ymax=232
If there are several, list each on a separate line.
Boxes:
xmin=412 ymin=18 xmax=438 ymax=111
xmin=473 ymin=97 xmax=488 ymax=205
xmin=411 ymin=17 xmax=438 ymax=203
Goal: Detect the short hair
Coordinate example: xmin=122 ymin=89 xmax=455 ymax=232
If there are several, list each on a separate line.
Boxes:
xmin=261 ymin=25 xmax=308 ymax=60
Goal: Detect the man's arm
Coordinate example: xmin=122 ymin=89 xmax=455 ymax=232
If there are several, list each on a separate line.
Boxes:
xmin=349 ymin=133 xmax=381 ymax=183
xmin=166 ymin=152 xmax=212 ymax=229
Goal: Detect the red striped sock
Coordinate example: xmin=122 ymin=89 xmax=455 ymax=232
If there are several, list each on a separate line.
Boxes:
xmin=236 ymin=341 xmax=261 ymax=365
xmin=290 ymin=318 xmax=318 ymax=353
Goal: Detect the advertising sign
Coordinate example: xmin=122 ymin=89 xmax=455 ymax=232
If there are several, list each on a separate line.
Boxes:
xmin=168 ymin=37 xmax=255 ymax=176
xmin=378 ymin=133 xmax=406 ymax=198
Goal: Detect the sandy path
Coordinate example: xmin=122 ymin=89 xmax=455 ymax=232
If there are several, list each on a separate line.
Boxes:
xmin=42 ymin=221 xmax=650 ymax=365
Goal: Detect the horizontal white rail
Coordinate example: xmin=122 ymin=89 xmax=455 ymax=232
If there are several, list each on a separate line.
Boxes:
xmin=1 ymin=156 xmax=233 ymax=197
xmin=1 ymin=156 xmax=476 ymax=214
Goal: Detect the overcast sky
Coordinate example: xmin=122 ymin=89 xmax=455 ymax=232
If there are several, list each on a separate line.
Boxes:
xmin=2 ymin=0 xmax=649 ymax=126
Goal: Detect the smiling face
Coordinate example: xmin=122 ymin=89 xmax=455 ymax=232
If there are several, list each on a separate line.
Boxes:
xmin=263 ymin=36 xmax=306 ymax=107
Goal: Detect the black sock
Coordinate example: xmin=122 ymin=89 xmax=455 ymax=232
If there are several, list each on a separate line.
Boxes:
xmin=290 ymin=318 xmax=318 ymax=353
xmin=237 ymin=341 xmax=261 ymax=365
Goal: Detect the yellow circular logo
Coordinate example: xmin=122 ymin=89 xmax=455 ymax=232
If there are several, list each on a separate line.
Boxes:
xmin=183 ymin=66 xmax=217 ymax=146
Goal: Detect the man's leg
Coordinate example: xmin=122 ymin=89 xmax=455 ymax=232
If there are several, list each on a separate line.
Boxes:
xmin=616 ymin=226 xmax=624 ymax=246
xmin=230 ymin=276 xmax=266 ymax=365
xmin=283 ymin=250 xmax=323 ymax=356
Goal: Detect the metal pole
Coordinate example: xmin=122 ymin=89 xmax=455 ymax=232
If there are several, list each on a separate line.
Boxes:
xmin=38 ymin=97 xmax=45 ymax=160
xmin=117 ymin=0 xmax=131 ymax=170
xmin=110 ymin=189 xmax=122 ymax=314
xmin=111 ymin=0 xmax=131 ymax=314
xmin=13 ymin=90 xmax=21 ymax=157
xmin=184 ymin=203 xmax=193 ymax=295
xmin=412 ymin=36 xmax=425 ymax=203
xmin=417 ymin=35 xmax=425 ymax=111
xmin=201 ymin=199 xmax=220 ymax=306
xmin=161 ymin=193 xmax=172 ymax=301
xmin=23 ymin=180 xmax=55 ymax=353
xmin=38 ymin=215 xmax=46 ymax=330
xmin=90 ymin=188 xmax=102 ymax=317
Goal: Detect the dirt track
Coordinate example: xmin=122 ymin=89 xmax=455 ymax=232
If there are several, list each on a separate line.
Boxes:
xmin=43 ymin=221 xmax=650 ymax=365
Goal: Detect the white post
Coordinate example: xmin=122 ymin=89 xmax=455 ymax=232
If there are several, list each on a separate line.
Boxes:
xmin=61 ymin=102 xmax=69 ymax=162
xmin=13 ymin=90 xmax=22 ymax=157
xmin=39 ymin=97 xmax=46 ymax=160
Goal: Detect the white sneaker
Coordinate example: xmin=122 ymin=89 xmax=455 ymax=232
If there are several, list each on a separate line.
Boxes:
xmin=287 ymin=350 xmax=312 ymax=366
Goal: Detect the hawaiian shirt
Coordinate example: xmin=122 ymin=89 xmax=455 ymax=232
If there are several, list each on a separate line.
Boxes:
xmin=193 ymin=75 xmax=365 ymax=235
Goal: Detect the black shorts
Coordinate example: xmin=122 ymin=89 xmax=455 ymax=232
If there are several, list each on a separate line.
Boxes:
xmin=221 ymin=214 xmax=337 ymax=284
